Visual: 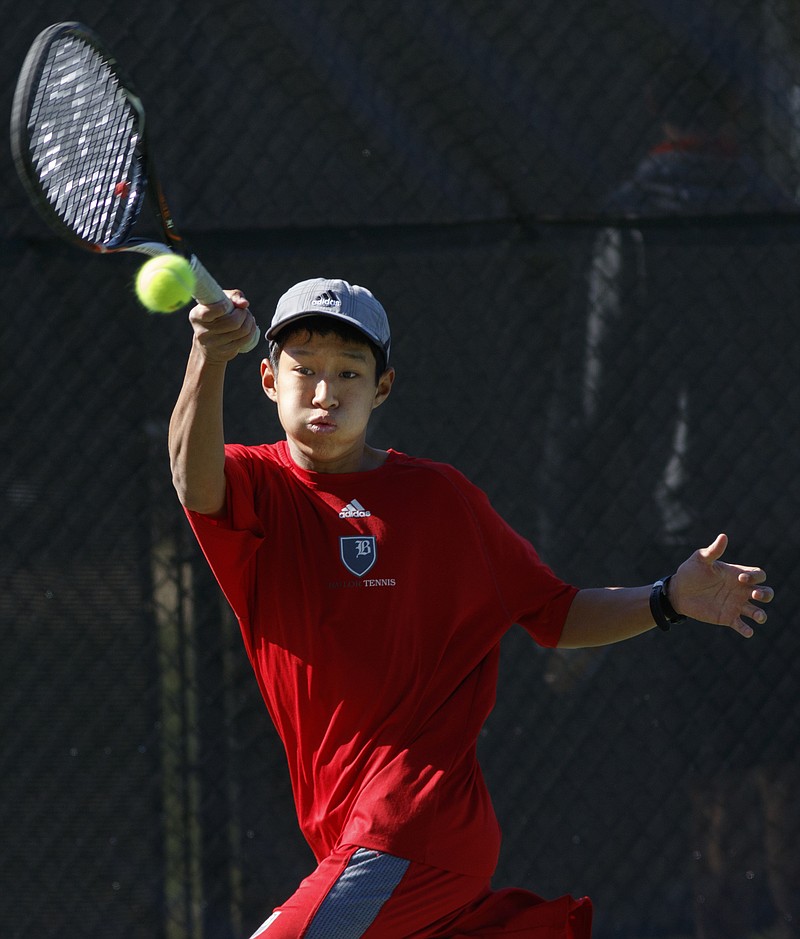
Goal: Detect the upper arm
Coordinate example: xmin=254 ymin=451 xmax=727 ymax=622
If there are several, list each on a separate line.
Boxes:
xmin=173 ymin=470 xmax=228 ymax=517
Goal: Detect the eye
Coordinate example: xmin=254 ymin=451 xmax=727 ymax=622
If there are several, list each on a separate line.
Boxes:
xmin=340 ymin=370 xmax=359 ymax=379
xmin=293 ymin=366 xmax=314 ymax=376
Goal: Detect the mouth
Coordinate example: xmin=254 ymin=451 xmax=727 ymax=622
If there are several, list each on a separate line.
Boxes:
xmin=308 ymin=415 xmax=337 ymax=434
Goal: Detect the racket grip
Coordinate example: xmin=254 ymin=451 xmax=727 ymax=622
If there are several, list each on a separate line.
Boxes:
xmin=190 ymin=255 xmax=261 ymax=354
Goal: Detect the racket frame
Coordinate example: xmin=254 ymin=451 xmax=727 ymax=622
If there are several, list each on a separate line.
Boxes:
xmin=11 ymin=20 xmax=259 ymax=347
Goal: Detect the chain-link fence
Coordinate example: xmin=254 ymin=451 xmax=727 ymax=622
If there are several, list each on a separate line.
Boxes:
xmin=2 ymin=2 xmax=798 ymax=938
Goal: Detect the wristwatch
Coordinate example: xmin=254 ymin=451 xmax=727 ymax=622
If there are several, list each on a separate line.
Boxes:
xmin=649 ymin=576 xmax=687 ymax=631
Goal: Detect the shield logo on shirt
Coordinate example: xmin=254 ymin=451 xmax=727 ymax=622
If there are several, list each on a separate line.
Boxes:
xmin=340 ymin=535 xmax=377 ymax=577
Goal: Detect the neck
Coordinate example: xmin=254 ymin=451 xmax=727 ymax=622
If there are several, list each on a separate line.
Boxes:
xmin=287 ymin=439 xmax=388 ymax=474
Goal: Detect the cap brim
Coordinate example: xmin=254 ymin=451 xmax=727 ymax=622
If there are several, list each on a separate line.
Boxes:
xmin=265 ymin=310 xmax=389 ymax=356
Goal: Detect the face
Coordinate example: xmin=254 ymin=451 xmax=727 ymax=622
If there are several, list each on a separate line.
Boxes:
xmin=261 ymin=331 xmax=394 ymax=473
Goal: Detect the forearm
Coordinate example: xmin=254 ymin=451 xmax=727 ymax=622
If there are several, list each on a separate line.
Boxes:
xmin=168 ymin=342 xmax=228 ymax=515
xmin=558 ymin=585 xmax=656 ymax=648
xmin=557 ymin=535 xmax=774 ymax=648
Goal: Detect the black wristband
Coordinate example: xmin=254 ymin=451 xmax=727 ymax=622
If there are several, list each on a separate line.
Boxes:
xmin=649 ymin=576 xmax=688 ymax=631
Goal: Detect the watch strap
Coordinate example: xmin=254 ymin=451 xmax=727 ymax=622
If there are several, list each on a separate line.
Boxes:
xmin=650 ymin=576 xmax=687 ymax=631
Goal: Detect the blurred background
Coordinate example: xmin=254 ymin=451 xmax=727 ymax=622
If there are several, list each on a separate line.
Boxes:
xmin=1 ymin=1 xmax=798 ymax=937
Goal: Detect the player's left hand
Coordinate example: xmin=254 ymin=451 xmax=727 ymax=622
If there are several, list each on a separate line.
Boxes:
xmin=668 ymin=533 xmax=774 ymax=638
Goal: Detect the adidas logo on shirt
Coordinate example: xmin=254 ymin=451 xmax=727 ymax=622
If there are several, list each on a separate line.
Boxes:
xmin=339 ymin=499 xmax=371 ymax=518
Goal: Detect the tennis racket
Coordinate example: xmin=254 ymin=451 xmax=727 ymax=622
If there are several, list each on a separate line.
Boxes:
xmin=11 ymin=20 xmax=259 ymax=351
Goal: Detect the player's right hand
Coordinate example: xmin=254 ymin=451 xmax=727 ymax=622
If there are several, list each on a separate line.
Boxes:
xmin=189 ymin=289 xmax=259 ymax=362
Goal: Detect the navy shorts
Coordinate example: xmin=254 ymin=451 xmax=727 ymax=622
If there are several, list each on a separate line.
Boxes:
xmin=248 ymin=845 xmax=592 ymax=938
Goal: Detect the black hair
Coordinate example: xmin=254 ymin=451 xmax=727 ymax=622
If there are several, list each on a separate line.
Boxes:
xmin=268 ymin=315 xmax=387 ymax=382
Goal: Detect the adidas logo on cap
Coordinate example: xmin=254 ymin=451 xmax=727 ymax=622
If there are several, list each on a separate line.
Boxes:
xmin=311 ymin=291 xmax=341 ymax=309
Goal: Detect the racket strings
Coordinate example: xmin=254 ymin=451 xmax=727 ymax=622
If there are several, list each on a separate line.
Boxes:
xmin=27 ymin=36 xmax=141 ymax=245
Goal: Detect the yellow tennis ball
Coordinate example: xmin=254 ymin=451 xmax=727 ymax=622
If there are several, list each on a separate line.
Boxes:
xmin=135 ymin=254 xmax=196 ymax=313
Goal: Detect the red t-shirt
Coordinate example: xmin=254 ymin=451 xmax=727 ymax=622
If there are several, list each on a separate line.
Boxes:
xmin=186 ymin=442 xmax=578 ymax=878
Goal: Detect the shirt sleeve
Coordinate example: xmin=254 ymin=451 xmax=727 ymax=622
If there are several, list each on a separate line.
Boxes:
xmin=459 ymin=474 xmax=579 ymax=647
xmin=183 ymin=445 xmax=266 ymax=621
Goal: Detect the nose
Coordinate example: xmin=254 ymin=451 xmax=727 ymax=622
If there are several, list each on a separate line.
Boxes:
xmin=312 ymin=379 xmax=338 ymax=409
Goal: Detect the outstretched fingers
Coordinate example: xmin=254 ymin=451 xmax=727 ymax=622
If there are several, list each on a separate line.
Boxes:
xmin=673 ymin=536 xmax=775 ymax=639
xmin=732 ymin=571 xmax=774 ymax=637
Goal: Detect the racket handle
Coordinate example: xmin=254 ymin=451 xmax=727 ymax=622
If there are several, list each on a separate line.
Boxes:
xmin=190 ymin=254 xmax=261 ymax=354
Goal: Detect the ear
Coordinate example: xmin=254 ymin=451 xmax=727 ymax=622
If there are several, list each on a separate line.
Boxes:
xmin=261 ymin=358 xmax=278 ymax=402
xmin=372 ymin=367 xmax=395 ymax=410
